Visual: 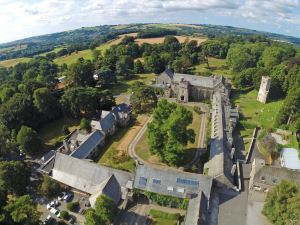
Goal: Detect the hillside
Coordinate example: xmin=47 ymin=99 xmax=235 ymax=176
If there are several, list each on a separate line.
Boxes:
xmin=1 ymin=23 xmax=300 ymax=62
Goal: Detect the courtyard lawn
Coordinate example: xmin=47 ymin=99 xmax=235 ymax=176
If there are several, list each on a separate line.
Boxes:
xmin=232 ymin=89 xmax=284 ymax=150
xmin=190 ymin=57 xmax=233 ymax=79
xmin=0 ymin=57 xmax=31 ymax=67
xmin=38 ymin=117 xmax=80 ymax=151
xmin=97 ymin=116 xmax=150 ymax=172
xmin=135 ymin=105 xmax=202 ymax=166
xmin=149 ymin=209 xmax=180 ymax=225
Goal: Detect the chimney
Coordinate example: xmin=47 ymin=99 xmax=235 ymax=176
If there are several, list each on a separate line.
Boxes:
xmin=63 ymin=140 xmax=70 ymax=153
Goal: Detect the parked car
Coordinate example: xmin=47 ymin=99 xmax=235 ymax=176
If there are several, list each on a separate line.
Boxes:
xmin=63 ymin=192 xmax=73 ymax=202
xmin=43 ymin=215 xmax=54 ymax=225
xmin=50 ymin=207 xmax=60 ymax=217
xmin=47 ymin=200 xmax=59 ymax=209
xmin=68 ymin=217 xmax=76 ymax=224
xmin=58 ymin=192 xmax=66 ymax=201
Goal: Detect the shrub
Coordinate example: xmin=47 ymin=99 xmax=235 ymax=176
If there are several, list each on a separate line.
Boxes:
xmin=67 ymin=201 xmax=79 ymax=212
xmin=143 ymin=191 xmax=189 ymax=209
xmin=60 ymin=210 xmax=70 ymax=220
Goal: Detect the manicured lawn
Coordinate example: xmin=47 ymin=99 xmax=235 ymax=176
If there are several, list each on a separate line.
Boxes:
xmin=38 ymin=117 xmax=80 ymax=150
xmin=135 ymin=105 xmax=201 ymax=166
xmin=149 ymin=209 xmax=180 ymax=225
xmin=190 ymin=57 xmax=233 ymax=79
xmin=97 ymin=118 xmax=139 ymax=172
xmin=0 ymin=57 xmax=31 ymax=67
xmin=232 ymin=89 xmax=284 ymax=150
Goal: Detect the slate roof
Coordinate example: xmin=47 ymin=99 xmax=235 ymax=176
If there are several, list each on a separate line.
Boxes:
xmin=162 ymin=68 xmax=174 ymax=79
xmin=173 ymin=73 xmax=216 ymax=89
xmin=134 ymin=165 xmax=212 ymax=199
xmin=89 ymin=175 xmax=122 ymax=207
xmin=253 ymin=165 xmax=300 ymax=186
xmin=70 ymin=130 xmax=105 ymax=159
xmin=91 ymin=111 xmax=117 ymax=134
xmin=52 ymin=152 xmax=134 ymax=195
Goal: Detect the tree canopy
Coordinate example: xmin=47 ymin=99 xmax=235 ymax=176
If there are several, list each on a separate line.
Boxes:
xmin=17 ymin=125 xmax=42 ymax=156
xmin=148 ymin=99 xmax=195 ymax=166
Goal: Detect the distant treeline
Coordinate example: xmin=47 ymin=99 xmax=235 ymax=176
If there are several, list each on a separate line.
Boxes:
xmin=137 ymin=29 xmax=177 ymax=38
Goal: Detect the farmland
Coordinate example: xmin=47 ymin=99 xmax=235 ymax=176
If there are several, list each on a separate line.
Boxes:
xmin=0 ymin=57 xmax=31 ymax=67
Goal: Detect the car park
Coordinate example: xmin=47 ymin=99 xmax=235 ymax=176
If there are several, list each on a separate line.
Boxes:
xmin=46 ymin=200 xmax=59 ymax=209
xmin=49 ymin=207 xmax=60 ymax=218
xmin=43 ymin=215 xmax=54 ymax=225
xmin=58 ymin=192 xmax=66 ymax=201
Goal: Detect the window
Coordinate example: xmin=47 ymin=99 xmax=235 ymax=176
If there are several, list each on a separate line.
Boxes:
xmin=176 ymin=178 xmax=199 ymax=187
xmin=167 ymin=186 xmax=174 ymax=192
xmin=177 ymin=187 xmax=185 ymax=193
xmin=139 ymin=177 xmax=147 ymax=186
xmin=153 ymin=179 xmax=161 ymax=185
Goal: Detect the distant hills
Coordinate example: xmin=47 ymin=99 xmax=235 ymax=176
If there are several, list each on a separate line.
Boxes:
xmin=1 ymin=23 xmax=300 ymax=61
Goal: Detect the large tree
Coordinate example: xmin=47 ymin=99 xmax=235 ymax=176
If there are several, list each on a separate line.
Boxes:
xmin=262 ymin=180 xmax=300 ymax=225
xmin=148 ymin=99 xmax=195 ymax=166
xmin=68 ymin=58 xmax=95 ymax=87
xmin=95 ymin=66 xmax=116 ymax=86
xmin=130 ymin=83 xmax=157 ymax=113
xmin=33 ymin=87 xmax=61 ymax=121
xmin=40 ymin=176 xmax=61 ymax=198
xmin=17 ymin=125 xmax=42 ymax=156
xmin=1 ymin=195 xmax=39 ymax=225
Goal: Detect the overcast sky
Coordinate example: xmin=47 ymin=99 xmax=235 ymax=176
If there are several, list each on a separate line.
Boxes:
xmin=1 ymin=0 xmax=300 ymax=44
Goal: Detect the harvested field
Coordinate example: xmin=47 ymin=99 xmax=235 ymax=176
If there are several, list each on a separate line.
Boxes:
xmin=135 ymin=36 xmax=207 ymax=45
xmin=0 ymin=57 xmax=31 ymax=67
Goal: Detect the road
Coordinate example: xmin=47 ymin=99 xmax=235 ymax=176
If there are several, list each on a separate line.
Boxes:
xmin=128 ymin=102 xmax=209 ymax=171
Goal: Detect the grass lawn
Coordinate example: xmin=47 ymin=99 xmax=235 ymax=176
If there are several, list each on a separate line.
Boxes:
xmin=97 ymin=119 xmax=138 ymax=172
xmin=190 ymin=57 xmax=233 ymax=79
xmin=135 ymin=105 xmax=201 ymax=166
xmin=232 ymin=89 xmax=284 ymax=150
xmin=108 ymin=73 xmax=156 ymax=96
xmin=38 ymin=117 xmax=80 ymax=151
xmin=0 ymin=57 xmax=31 ymax=67
xmin=149 ymin=209 xmax=180 ymax=225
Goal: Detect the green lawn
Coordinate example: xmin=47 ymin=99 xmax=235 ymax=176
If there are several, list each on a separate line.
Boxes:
xmin=135 ymin=105 xmax=201 ymax=166
xmin=39 ymin=47 xmax=64 ymax=56
xmin=97 ymin=120 xmax=137 ymax=173
xmin=0 ymin=57 xmax=31 ymax=67
xmin=190 ymin=57 xmax=233 ymax=79
xmin=149 ymin=209 xmax=180 ymax=225
xmin=232 ymin=89 xmax=284 ymax=150
xmin=108 ymin=73 xmax=156 ymax=96
xmin=38 ymin=117 xmax=80 ymax=151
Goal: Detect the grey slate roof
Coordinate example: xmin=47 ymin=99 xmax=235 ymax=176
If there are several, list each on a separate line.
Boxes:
xmin=91 ymin=110 xmax=117 ymax=134
xmin=134 ymin=165 xmax=212 ymax=199
xmin=162 ymin=68 xmax=174 ymax=79
xmin=89 ymin=175 xmax=122 ymax=207
xmin=52 ymin=152 xmax=134 ymax=195
xmin=253 ymin=165 xmax=300 ymax=187
xmin=70 ymin=130 xmax=105 ymax=159
xmin=173 ymin=73 xmax=215 ymax=89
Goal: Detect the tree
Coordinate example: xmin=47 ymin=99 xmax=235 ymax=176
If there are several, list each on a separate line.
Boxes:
xmin=0 ymin=124 xmax=17 ymax=158
xmin=1 ymin=195 xmax=39 ymax=225
xmin=17 ymin=126 xmax=42 ymax=156
xmin=262 ymin=46 xmax=295 ymax=68
xmin=68 ymin=58 xmax=95 ymax=87
xmin=144 ymin=53 xmax=165 ymax=74
xmin=66 ymin=201 xmax=79 ymax=212
xmin=60 ymin=210 xmax=70 ymax=220
xmin=134 ymin=59 xmax=144 ymax=74
xmin=40 ymin=176 xmax=61 ymax=198
xmin=33 ymin=87 xmax=61 ymax=121
xmin=130 ymin=84 xmax=157 ymax=113
xmin=80 ymin=118 xmax=91 ymax=132
xmin=95 ymin=66 xmax=116 ymax=86
xmin=94 ymin=195 xmax=117 ymax=224
xmin=84 ymin=209 xmax=102 ymax=225
xmin=116 ymin=56 xmax=134 ymax=79
xmin=0 ymin=161 xmax=30 ymax=196
xmin=148 ymin=99 xmax=195 ymax=166
xmin=121 ymin=36 xmax=135 ymax=45
xmin=262 ymin=180 xmax=300 ymax=225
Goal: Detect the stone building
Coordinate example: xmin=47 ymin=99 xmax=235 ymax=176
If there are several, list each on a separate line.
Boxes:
xmin=257 ymin=76 xmax=271 ymax=104
xmin=155 ymin=69 xmax=229 ymax=102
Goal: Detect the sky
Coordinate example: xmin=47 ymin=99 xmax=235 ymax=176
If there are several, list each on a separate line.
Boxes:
xmin=0 ymin=0 xmax=300 ymax=44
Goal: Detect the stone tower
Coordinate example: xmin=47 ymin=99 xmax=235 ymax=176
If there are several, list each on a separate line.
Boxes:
xmin=177 ymin=77 xmax=189 ymax=103
xmin=257 ymin=76 xmax=271 ymax=104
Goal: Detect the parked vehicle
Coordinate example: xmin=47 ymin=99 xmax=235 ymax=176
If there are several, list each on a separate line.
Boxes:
xmin=63 ymin=192 xmax=73 ymax=202
xmin=47 ymin=200 xmax=59 ymax=209
xmin=43 ymin=215 xmax=54 ymax=225
xmin=50 ymin=207 xmax=60 ymax=217
xmin=58 ymin=192 xmax=66 ymax=201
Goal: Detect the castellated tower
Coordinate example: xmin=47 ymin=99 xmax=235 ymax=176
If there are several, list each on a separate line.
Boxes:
xmin=257 ymin=76 xmax=271 ymax=104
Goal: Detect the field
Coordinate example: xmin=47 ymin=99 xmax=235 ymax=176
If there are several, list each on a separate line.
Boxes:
xmin=53 ymin=34 xmax=207 ymax=65
xmin=190 ymin=57 xmax=233 ymax=78
xmin=38 ymin=117 xmax=80 ymax=151
xmin=135 ymin=105 xmax=202 ymax=166
xmin=232 ymin=89 xmax=284 ymax=150
xmin=0 ymin=57 xmax=31 ymax=67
